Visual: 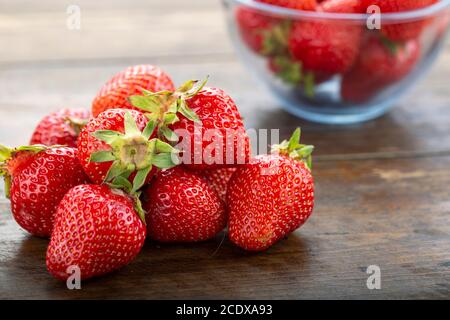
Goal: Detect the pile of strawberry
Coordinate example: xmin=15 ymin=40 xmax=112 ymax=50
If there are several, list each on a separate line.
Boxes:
xmin=236 ymin=0 xmax=444 ymax=102
xmin=0 ymin=64 xmax=315 ymax=281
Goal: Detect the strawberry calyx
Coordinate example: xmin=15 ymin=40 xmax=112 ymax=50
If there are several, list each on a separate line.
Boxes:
xmin=270 ymin=55 xmax=316 ymax=98
xmin=64 ymin=116 xmax=89 ymax=136
xmin=128 ymin=78 xmax=206 ymax=144
xmin=271 ymin=55 xmax=302 ymax=85
xmin=271 ymin=128 xmax=314 ymax=170
xmin=108 ymin=176 xmax=147 ymax=224
xmin=89 ymin=111 xmax=180 ymax=192
xmin=0 ymin=144 xmax=50 ymax=198
xmin=261 ymin=21 xmax=291 ymax=56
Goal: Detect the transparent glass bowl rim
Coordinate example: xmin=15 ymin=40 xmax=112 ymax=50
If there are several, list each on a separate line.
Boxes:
xmin=225 ymin=0 xmax=450 ymax=22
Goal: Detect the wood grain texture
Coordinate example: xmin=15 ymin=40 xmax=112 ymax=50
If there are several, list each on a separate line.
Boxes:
xmin=1 ymin=0 xmax=450 ymax=299
xmin=1 ymin=156 xmax=450 ymax=299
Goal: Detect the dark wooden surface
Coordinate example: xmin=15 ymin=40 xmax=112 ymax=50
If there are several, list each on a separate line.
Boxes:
xmin=1 ymin=0 xmax=450 ymax=299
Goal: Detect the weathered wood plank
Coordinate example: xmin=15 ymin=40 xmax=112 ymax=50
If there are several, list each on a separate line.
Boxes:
xmin=1 ymin=155 xmax=449 ymax=299
xmin=0 ymin=0 xmax=232 ymax=63
xmin=0 ymin=0 xmax=219 ymax=14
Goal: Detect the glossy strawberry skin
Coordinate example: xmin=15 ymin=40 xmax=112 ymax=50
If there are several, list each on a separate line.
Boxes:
xmin=30 ymin=108 xmax=90 ymax=148
xmin=362 ymin=0 xmax=438 ymax=41
xmin=341 ymin=37 xmax=421 ymax=103
xmin=257 ymin=0 xmax=317 ymax=10
xmin=288 ymin=0 xmax=364 ymax=75
xmin=8 ymin=147 xmax=89 ymax=237
xmin=77 ymin=109 xmax=154 ymax=184
xmin=320 ymin=0 xmax=364 ymax=12
xmin=171 ymin=87 xmax=251 ymax=169
xmin=236 ymin=6 xmax=276 ymax=54
xmin=195 ymin=167 xmax=237 ymax=202
xmin=92 ymin=65 xmax=175 ymax=117
xmin=227 ymin=154 xmax=314 ymax=251
xmin=46 ymin=184 xmax=146 ymax=281
xmin=142 ymin=167 xmax=226 ymax=243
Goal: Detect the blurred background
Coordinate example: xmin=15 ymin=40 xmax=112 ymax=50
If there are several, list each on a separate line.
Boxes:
xmin=0 ymin=0 xmax=249 ymax=146
xmin=1 ymin=0 xmax=450 ymax=153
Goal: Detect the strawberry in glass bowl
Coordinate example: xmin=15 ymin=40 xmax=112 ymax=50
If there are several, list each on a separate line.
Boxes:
xmin=223 ymin=0 xmax=450 ymax=124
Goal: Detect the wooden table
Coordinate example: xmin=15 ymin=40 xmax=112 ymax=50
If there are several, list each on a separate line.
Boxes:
xmin=1 ymin=0 xmax=450 ymax=299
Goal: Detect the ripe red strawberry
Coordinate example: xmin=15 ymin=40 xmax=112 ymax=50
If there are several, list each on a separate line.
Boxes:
xmin=92 ymin=64 xmax=175 ymax=117
xmin=142 ymin=166 xmax=226 ymax=242
xmin=362 ymin=0 xmax=438 ymax=41
xmin=30 ymin=108 xmax=90 ymax=148
xmin=0 ymin=146 xmax=88 ymax=237
xmin=341 ymin=36 xmax=421 ymax=103
xmin=288 ymin=0 xmax=364 ymax=75
xmin=235 ymin=7 xmax=276 ymax=55
xmin=77 ymin=109 xmax=178 ymax=188
xmin=227 ymin=129 xmax=314 ymax=251
xmin=256 ymin=0 xmax=317 ymax=10
xmin=236 ymin=1 xmax=317 ymax=56
xmin=172 ymin=87 xmax=250 ymax=169
xmin=321 ymin=0 xmax=364 ymax=12
xmin=46 ymin=184 xmax=146 ymax=281
xmin=129 ymin=82 xmax=251 ymax=169
xmin=196 ymin=167 xmax=237 ymax=202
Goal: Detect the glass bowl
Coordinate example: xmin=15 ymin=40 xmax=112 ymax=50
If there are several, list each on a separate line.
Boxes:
xmin=223 ymin=0 xmax=450 ymax=124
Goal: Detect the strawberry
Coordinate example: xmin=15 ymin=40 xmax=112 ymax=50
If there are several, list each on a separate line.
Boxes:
xmin=92 ymin=64 xmax=175 ymax=117
xmin=172 ymin=87 xmax=250 ymax=169
xmin=256 ymin=0 xmax=317 ymax=10
xmin=362 ymin=0 xmax=438 ymax=41
xmin=288 ymin=0 xmax=364 ymax=75
xmin=341 ymin=36 xmax=421 ymax=103
xmin=77 ymin=109 xmax=178 ymax=188
xmin=46 ymin=184 xmax=146 ymax=280
xmin=30 ymin=108 xmax=90 ymax=147
xmin=235 ymin=7 xmax=276 ymax=55
xmin=0 ymin=145 xmax=88 ymax=237
xmin=321 ymin=0 xmax=364 ymax=12
xmin=129 ymin=81 xmax=251 ymax=169
xmin=227 ymin=129 xmax=314 ymax=251
xmin=236 ymin=1 xmax=317 ymax=56
xmin=196 ymin=167 xmax=237 ymax=202
xmin=142 ymin=166 xmax=226 ymax=242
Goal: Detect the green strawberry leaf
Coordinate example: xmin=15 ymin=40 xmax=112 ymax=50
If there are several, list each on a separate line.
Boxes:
xmin=160 ymin=126 xmax=178 ymax=142
xmin=303 ymin=73 xmax=315 ymax=98
xmin=163 ymin=113 xmax=179 ymax=126
xmin=271 ymin=127 xmax=314 ymax=171
xmin=109 ymin=175 xmax=133 ymax=193
xmin=89 ymin=150 xmax=116 ymax=163
xmin=152 ymin=153 xmax=179 ymax=169
xmin=92 ymin=130 xmax=123 ymax=144
xmin=142 ymin=119 xmax=157 ymax=140
xmin=155 ymin=139 xmax=178 ymax=154
xmin=104 ymin=160 xmax=126 ymax=183
xmin=288 ymin=128 xmax=301 ymax=151
xmin=177 ymin=79 xmax=198 ymax=93
xmin=128 ymin=95 xmax=160 ymax=113
xmin=179 ymin=100 xmax=201 ymax=123
xmin=132 ymin=165 xmax=152 ymax=192
xmin=0 ymin=144 xmax=12 ymax=163
xmin=124 ymin=111 xmax=141 ymax=136
xmin=133 ymin=192 xmax=146 ymax=225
